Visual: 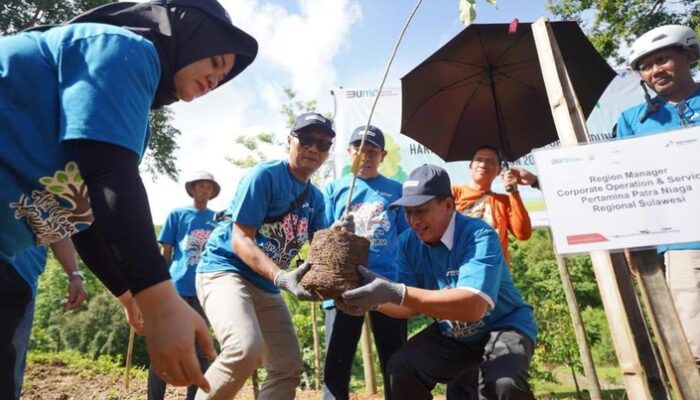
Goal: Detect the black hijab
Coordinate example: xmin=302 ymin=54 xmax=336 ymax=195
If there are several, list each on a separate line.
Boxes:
xmin=48 ymin=0 xmax=258 ymax=109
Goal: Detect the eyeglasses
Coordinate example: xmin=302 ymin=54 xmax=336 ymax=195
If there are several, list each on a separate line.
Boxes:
xmin=291 ymin=132 xmax=333 ymax=152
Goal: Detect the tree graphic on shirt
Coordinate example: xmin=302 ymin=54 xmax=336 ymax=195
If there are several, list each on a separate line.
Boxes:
xmin=10 ymin=161 xmax=94 ymax=244
xmin=184 ymin=229 xmax=212 ymax=266
xmin=259 ymin=213 xmax=308 ymax=269
xmin=350 ymin=202 xmax=390 ymax=245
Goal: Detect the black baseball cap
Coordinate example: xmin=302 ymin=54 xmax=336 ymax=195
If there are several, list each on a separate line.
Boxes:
xmin=292 ymin=112 xmax=335 ymax=137
xmin=390 ymin=164 xmax=452 ymax=208
xmin=349 ymin=125 xmax=385 ymax=149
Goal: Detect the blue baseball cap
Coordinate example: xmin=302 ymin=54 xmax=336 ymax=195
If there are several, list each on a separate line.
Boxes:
xmin=390 ymin=164 xmax=452 ymax=208
xmin=292 ymin=112 xmax=335 ymax=137
xmin=349 ymin=125 xmax=385 ymax=149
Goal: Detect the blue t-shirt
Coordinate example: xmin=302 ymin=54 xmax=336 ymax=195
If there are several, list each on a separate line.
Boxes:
xmin=617 ymin=85 xmax=700 ymax=252
xmin=397 ymin=213 xmax=537 ymax=345
xmin=323 ymin=174 xmax=409 ymax=280
xmin=159 ymin=207 xmax=217 ymax=297
xmin=198 ymin=160 xmax=326 ymax=293
xmin=12 ymin=246 xmax=49 ymax=298
xmin=0 ymin=23 xmax=160 ymax=266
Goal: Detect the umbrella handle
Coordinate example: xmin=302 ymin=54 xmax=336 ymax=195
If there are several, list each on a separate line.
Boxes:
xmin=501 ymin=161 xmax=516 ymax=193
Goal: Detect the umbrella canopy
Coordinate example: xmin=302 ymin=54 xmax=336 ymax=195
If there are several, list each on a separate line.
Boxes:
xmin=400 ymin=21 xmax=616 ymax=162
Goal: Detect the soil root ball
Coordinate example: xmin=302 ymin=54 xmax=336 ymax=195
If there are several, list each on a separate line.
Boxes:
xmin=300 ymin=228 xmax=369 ymax=299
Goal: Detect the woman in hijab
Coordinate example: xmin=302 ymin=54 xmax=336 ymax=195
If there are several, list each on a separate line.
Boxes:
xmin=0 ymin=0 xmax=257 ymax=397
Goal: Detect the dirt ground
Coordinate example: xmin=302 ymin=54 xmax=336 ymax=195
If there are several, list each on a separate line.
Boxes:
xmin=21 ymin=362 xmax=388 ymax=400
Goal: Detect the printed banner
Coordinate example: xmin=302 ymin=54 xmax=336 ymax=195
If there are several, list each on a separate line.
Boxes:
xmin=533 ymin=126 xmax=700 ymax=253
xmin=332 ymin=69 xmax=674 ymax=227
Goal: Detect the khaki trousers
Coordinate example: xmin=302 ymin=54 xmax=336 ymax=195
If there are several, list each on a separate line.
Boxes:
xmin=195 ymin=271 xmax=302 ymax=399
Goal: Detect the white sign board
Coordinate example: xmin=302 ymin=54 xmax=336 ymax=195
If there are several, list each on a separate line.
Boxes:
xmin=534 ymin=126 xmax=700 ymax=254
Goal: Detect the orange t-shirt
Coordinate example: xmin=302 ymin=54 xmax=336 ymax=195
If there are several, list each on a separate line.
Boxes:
xmin=451 ymin=185 xmax=532 ymax=263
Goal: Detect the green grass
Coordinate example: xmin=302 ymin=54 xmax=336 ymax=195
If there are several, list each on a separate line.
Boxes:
xmin=28 ymin=350 xmax=630 ymax=400
xmin=28 ymin=350 xmax=147 ymax=380
xmin=533 ymin=365 xmax=624 ymax=399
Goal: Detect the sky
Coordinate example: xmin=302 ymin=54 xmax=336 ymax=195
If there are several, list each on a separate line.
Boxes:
xmin=141 ymin=0 xmax=555 ymax=223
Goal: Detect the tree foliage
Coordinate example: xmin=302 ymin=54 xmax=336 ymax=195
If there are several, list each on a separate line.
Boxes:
xmin=547 ymin=0 xmax=700 ymax=64
xmin=142 ymin=108 xmax=181 ymax=181
xmin=458 ymin=0 xmax=498 ymax=25
xmin=509 ymin=229 xmax=614 ymax=383
xmin=0 ymin=0 xmax=181 ymax=180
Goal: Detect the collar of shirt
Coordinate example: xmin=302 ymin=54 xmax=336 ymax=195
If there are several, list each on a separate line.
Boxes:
xmin=439 ymin=212 xmax=456 ymax=250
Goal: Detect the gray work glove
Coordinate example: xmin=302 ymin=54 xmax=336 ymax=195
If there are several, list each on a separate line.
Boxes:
xmin=335 ymin=299 xmax=371 ymax=317
xmin=331 ymin=214 xmax=355 ymax=233
xmin=274 ymin=262 xmax=320 ymax=301
xmin=341 ymin=266 xmax=406 ymax=309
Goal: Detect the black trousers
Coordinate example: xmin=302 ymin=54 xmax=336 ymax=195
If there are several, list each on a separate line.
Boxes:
xmin=147 ymin=295 xmax=211 ymax=400
xmin=322 ymin=307 xmax=407 ymax=400
xmin=0 ymin=262 xmax=32 ymax=400
xmin=387 ymin=323 xmax=535 ymax=400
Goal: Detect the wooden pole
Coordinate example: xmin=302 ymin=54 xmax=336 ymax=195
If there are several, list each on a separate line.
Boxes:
xmin=124 ymin=326 xmax=135 ymax=389
xmin=531 ymin=18 xmax=653 ymax=398
xmin=608 ymin=253 xmax=670 ymax=399
xmin=552 ymin=249 xmax=603 ymax=400
xmin=360 ymin=315 xmax=377 ymax=394
xmin=626 ymin=249 xmax=700 ymax=398
xmin=311 ymin=303 xmax=321 ymax=390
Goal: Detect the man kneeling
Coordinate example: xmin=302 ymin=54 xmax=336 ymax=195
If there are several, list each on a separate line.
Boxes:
xmin=341 ymin=164 xmax=537 ymax=400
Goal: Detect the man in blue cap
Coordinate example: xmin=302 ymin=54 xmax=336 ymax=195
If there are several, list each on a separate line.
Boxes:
xmin=196 ymin=112 xmax=333 ymax=399
xmin=341 ymin=164 xmax=537 ymax=399
xmin=321 ymin=125 xmax=409 ymax=400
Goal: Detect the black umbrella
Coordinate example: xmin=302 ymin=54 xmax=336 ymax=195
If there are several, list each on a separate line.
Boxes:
xmin=400 ymin=20 xmax=616 ymax=162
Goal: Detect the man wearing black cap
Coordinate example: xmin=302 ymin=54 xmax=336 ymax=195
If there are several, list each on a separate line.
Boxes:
xmin=148 ymin=171 xmax=220 ymax=400
xmin=321 ymin=125 xmax=409 ymax=400
xmin=342 ymin=165 xmax=537 ymax=399
xmin=195 ymin=113 xmax=333 ymax=398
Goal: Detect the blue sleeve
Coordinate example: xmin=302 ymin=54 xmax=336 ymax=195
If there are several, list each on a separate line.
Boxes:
xmin=396 ymin=233 xmax=422 ymax=287
xmin=158 ymin=211 xmax=178 ymax=245
xmin=55 ymin=28 xmax=160 ymax=157
xmin=456 ymin=227 xmax=504 ymax=304
xmin=322 ymin=182 xmax=336 ymax=228
xmin=310 ymin=189 xmax=328 ymax=235
xmin=228 ymin=166 xmax=273 ymax=229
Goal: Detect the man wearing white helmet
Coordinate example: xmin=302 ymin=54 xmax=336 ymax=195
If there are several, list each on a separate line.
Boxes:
xmin=617 ymin=24 xmax=700 ymax=366
xmin=148 ymin=171 xmax=220 ymax=399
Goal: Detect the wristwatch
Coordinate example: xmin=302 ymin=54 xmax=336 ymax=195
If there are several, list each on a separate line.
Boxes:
xmin=69 ymin=270 xmax=85 ymax=280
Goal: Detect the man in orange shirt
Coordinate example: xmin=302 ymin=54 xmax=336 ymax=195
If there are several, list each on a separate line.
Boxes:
xmin=449 ymin=145 xmax=538 ymax=398
xmin=452 ymin=146 xmax=538 ymax=263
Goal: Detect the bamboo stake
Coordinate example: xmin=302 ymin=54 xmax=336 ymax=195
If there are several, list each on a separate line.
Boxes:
xmin=360 ymin=316 xmax=377 ymax=394
xmin=340 ymin=0 xmax=424 ymax=390
xmin=552 ymin=248 xmax=603 ymax=400
xmin=124 ymin=326 xmax=135 ymax=389
xmin=311 ymin=304 xmax=321 ymax=390
xmin=627 ymin=249 xmax=700 ymax=398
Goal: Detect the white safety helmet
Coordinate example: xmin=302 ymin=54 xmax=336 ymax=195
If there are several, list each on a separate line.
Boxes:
xmin=629 ymin=24 xmax=699 ymax=70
